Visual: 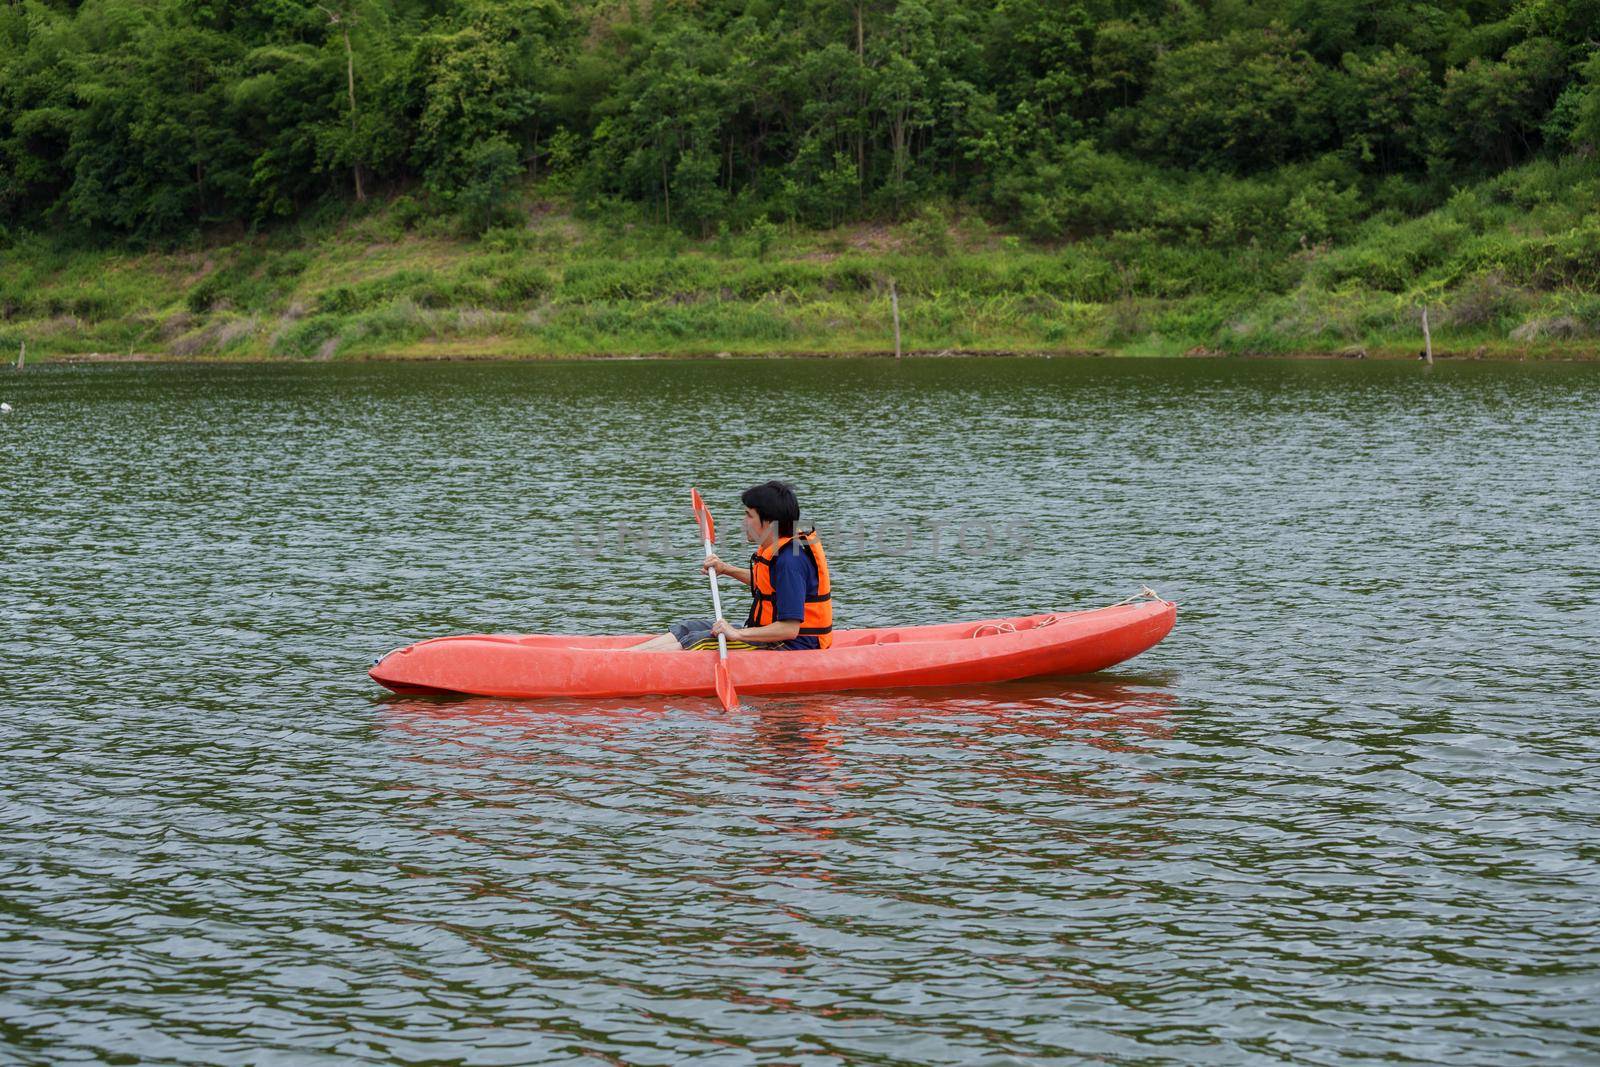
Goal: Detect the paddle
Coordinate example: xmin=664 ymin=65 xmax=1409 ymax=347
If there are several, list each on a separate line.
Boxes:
xmin=691 ymin=488 xmax=739 ymax=711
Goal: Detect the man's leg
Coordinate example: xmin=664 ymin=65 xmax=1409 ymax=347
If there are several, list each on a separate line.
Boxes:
xmin=626 ymin=633 xmax=682 ymax=651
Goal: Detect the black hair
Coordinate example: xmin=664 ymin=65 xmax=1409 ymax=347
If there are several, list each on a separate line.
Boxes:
xmin=741 ymin=480 xmax=800 ymax=538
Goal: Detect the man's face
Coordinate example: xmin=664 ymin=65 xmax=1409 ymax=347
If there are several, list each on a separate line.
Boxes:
xmin=743 ymin=507 xmax=765 ymax=543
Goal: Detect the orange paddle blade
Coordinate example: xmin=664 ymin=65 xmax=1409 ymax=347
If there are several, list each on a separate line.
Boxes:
xmin=690 ymin=487 xmax=715 ymax=542
xmin=715 ymin=660 xmax=738 ymax=711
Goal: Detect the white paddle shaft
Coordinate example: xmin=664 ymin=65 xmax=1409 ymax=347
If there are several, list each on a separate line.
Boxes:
xmin=702 ymin=533 xmax=729 ymax=661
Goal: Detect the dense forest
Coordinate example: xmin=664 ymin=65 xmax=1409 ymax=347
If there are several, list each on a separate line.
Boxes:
xmin=3 ymin=0 xmax=1598 ymax=247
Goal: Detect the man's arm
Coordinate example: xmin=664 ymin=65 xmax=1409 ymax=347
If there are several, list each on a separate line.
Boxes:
xmin=702 ymin=554 xmax=751 ymax=586
xmin=718 ymin=619 xmax=802 ymax=642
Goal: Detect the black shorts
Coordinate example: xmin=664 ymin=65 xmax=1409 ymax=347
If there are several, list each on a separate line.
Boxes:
xmin=667 ymin=618 xmax=783 ymax=651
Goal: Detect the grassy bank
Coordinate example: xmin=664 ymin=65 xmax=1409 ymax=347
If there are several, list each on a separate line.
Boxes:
xmin=3 ymin=158 xmax=1599 ymax=363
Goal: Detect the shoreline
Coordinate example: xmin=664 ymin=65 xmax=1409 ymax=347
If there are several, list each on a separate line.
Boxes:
xmin=28 ymin=343 xmax=1600 ymax=365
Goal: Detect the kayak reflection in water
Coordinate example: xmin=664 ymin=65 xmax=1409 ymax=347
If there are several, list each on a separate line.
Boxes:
xmin=627 ymin=480 xmax=834 ymax=652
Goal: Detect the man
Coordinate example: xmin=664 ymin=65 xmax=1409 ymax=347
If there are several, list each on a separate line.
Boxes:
xmin=629 ymin=480 xmax=833 ymax=652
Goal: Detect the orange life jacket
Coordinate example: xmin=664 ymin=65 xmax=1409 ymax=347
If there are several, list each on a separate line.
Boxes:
xmin=748 ymin=529 xmax=833 ymax=649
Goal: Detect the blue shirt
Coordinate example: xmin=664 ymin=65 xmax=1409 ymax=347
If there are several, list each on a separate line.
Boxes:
xmin=745 ymin=545 xmax=820 ymax=650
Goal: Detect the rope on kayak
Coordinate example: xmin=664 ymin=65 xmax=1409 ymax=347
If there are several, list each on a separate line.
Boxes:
xmin=1022 ymin=587 xmax=1166 ymax=633
xmin=971 ymin=621 xmax=1018 ymax=638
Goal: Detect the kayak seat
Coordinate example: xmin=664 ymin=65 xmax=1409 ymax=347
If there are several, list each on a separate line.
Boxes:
xmin=874 ymin=633 xmax=901 ymax=646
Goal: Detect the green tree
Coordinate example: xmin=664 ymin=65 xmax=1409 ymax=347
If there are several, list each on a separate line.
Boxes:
xmin=1337 ymin=45 xmax=1439 ymax=173
xmin=670 ymin=148 xmax=726 ymax=237
xmin=1088 ymin=18 xmax=1160 ymax=112
xmin=409 ymin=0 xmax=568 ymax=204
xmin=1439 ymin=36 xmax=1571 ymax=167
xmin=0 ymin=3 xmax=76 ymax=227
xmin=229 ymin=42 xmax=341 ymax=220
xmin=1553 ymin=50 xmax=1600 ymax=152
xmin=64 ymin=9 xmax=252 ymax=237
xmin=456 ymin=133 xmax=521 ymax=232
xmin=1127 ymin=25 xmax=1332 ymax=172
xmin=584 ymin=19 xmax=735 ymax=227
xmin=986 ymin=0 xmax=1093 ymax=127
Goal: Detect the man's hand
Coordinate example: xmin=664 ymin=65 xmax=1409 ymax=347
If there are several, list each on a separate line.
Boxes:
xmin=711 ymin=618 xmax=744 ymax=641
xmin=700 ymin=554 xmax=752 ymax=588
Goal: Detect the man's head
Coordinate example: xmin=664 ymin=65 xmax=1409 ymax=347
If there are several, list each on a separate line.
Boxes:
xmin=740 ymin=480 xmax=800 ymax=543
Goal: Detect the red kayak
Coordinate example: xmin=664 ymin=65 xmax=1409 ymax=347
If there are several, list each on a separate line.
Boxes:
xmin=369 ymin=597 xmax=1176 ymax=700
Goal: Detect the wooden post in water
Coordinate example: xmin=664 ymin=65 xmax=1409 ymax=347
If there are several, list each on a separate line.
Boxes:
xmin=15 ymin=340 xmax=23 ymax=370
xmin=890 ymin=279 xmax=902 ymax=359
xmin=1420 ymin=306 xmax=1433 ymax=365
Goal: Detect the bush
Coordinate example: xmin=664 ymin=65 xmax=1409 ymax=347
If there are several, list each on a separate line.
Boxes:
xmin=991 ymin=143 xmax=1365 ymax=251
xmin=559 ymin=258 xmax=719 ymax=301
xmin=391 ymin=195 xmax=430 ymax=232
xmin=745 ymin=216 xmax=779 ymax=260
xmin=1441 ymin=271 xmax=1521 ymax=327
xmin=906 ymin=204 xmax=955 ymax=257
xmin=186 ymin=275 xmax=225 ymax=314
xmin=1314 ymin=216 xmax=1469 ymax=291
xmin=489 ymin=266 xmax=552 ymax=306
xmin=185 ymin=251 xmax=303 ymax=313
xmin=454 ymin=136 xmax=523 ymax=235
xmin=1481 ymin=227 xmax=1600 ymax=288
xmin=481 ymin=225 xmax=538 ymax=252
xmin=272 ymin=313 xmax=343 ymax=357
xmin=318 ymin=286 xmax=360 ymax=314
xmin=346 ymin=300 xmax=433 ymax=345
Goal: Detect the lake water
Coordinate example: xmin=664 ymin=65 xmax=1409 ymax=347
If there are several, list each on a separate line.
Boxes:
xmin=2 ymin=356 xmax=1597 ymax=1065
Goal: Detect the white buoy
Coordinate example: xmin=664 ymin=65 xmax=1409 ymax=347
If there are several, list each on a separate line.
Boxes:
xmin=0 ymin=402 xmax=11 ymax=414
